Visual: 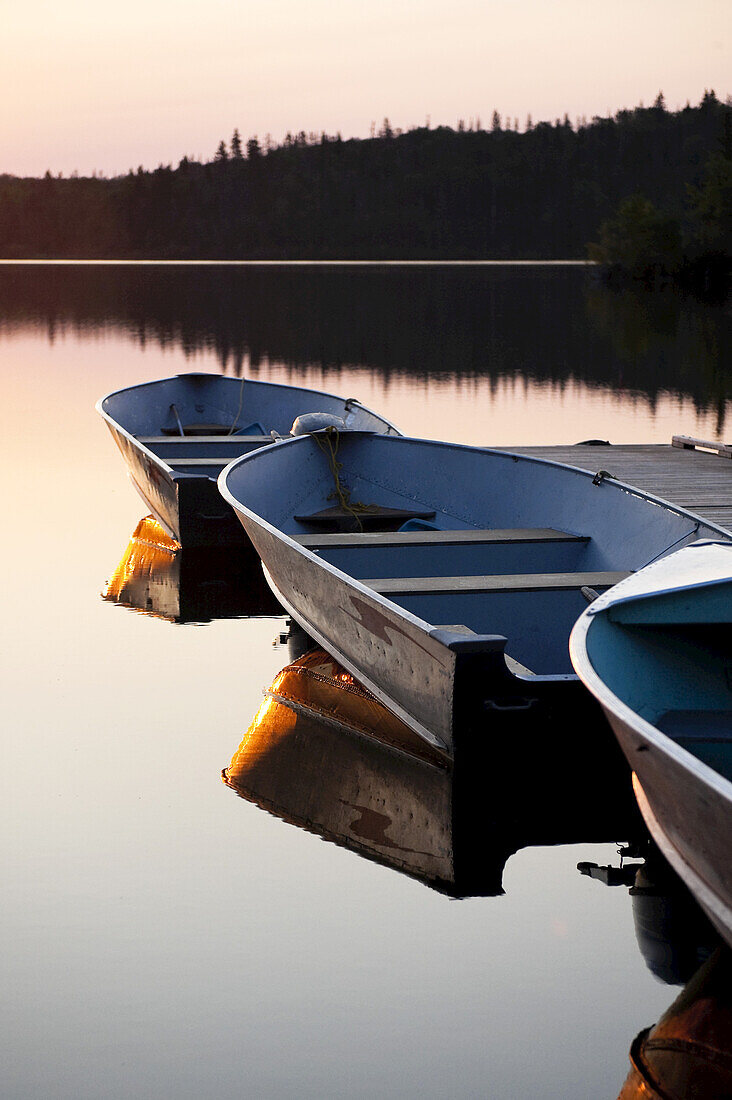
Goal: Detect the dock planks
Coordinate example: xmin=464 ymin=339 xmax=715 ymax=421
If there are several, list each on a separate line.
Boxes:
xmin=498 ymin=443 xmax=732 ymax=533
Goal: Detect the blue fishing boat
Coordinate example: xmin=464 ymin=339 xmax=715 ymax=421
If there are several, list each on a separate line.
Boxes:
xmin=97 ymin=373 xmax=399 ymax=547
xmin=218 ymin=431 xmax=728 ymax=758
xmin=570 ymin=540 xmax=732 ymax=949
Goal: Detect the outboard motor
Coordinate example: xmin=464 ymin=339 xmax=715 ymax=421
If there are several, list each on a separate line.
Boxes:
xmin=290 ymin=412 xmax=347 ymax=436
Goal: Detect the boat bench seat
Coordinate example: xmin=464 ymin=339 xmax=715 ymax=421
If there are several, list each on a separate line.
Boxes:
xmin=138 ymin=435 xmax=273 ymax=446
xmin=295 ymin=527 xmax=588 ymax=549
xmin=294 ymin=505 xmax=437 ymax=533
xmin=169 ymin=458 xmax=242 ymax=466
xmin=363 ymin=570 xmax=630 ymax=595
xmin=159 ymin=422 xmax=264 ymax=437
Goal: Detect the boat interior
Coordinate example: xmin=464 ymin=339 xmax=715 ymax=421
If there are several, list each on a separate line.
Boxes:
xmin=294 ymin=520 xmax=626 ymax=674
xmin=587 ymin=598 xmax=732 ymax=782
xmin=225 ymin=433 xmax=723 ymax=677
xmin=101 ymin=374 xmax=390 ymax=476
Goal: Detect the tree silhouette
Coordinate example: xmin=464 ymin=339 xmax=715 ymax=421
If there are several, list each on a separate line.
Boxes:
xmin=589 ymin=194 xmax=682 ymax=280
xmin=688 ymin=150 xmax=732 ymax=253
xmin=0 ymin=94 xmax=728 ymax=267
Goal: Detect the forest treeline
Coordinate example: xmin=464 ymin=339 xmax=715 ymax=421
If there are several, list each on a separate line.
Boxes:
xmin=0 ymin=92 xmax=729 ymax=259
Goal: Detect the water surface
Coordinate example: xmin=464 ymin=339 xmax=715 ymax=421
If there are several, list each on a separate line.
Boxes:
xmin=1 ymin=263 xmax=728 ymax=1098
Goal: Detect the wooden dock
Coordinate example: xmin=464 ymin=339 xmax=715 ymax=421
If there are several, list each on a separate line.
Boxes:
xmin=499 ymin=441 xmax=732 ymax=533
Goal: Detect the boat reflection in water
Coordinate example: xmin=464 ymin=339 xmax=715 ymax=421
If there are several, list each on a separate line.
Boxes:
xmin=617 ymin=945 xmax=732 ymax=1099
xmin=223 ymin=643 xmax=641 ymax=897
xmin=103 ymin=516 xmax=281 ymax=624
xmin=580 ymin=849 xmax=732 ymax=1098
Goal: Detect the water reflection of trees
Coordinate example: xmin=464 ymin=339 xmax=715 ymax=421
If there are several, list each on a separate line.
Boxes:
xmin=585 ymin=288 xmax=731 ymax=433
xmin=0 ymin=264 xmax=728 ymax=416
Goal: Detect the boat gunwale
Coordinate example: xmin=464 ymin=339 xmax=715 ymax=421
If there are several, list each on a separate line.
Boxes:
xmin=222 ymin=431 xmax=732 ymax=542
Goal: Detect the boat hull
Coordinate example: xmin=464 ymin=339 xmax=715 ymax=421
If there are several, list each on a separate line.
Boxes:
xmin=569 ymin=544 xmax=732 ymax=949
xmin=98 ymin=373 xmax=400 ymax=549
xmin=106 ymin=421 xmax=244 ymax=547
xmin=607 ymin=709 xmax=732 ymax=949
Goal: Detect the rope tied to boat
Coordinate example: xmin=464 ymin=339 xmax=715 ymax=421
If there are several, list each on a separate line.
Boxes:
xmin=312 ymin=427 xmax=370 ymax=531
xmin=227 ymin=375 xmax=246 ymax=435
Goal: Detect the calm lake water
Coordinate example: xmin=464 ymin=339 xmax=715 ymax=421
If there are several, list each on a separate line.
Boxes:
xmin=2 ymin=263 xmax=729 ymax=1099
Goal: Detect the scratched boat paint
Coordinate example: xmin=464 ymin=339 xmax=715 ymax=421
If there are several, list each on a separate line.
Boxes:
xmin=1 ymin=263 xmax=729 ymax=1100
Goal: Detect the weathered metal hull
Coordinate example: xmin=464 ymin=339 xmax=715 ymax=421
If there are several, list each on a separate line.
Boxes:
xmin=254 ymin=519 xmax=609 ymax=757
xmin=106 ymin=421 xmax=244 ymax=547
xmin=610 ymin=710 xmax=732 ymax=950
xmin=254 ymin=517 xmax=506 ymax=756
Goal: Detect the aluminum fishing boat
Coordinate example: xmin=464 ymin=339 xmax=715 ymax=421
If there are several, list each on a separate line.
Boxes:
xmin=570 ymin=540 xmax=732 ymax=949
xmin=97 ymin=373 xmax=399 ymax=547
xmin=219 ymin=431 xmax=728 ymax=758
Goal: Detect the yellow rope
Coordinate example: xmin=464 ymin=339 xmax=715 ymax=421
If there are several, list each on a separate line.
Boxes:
xmin=313 ymin=427 xmax=370 ymax=530
xmin=227 ymin=375 xmax=246 ymax=435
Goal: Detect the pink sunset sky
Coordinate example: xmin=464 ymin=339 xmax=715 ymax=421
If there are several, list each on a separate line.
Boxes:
xmin=4 ymin=0 xmax=729 ymax=178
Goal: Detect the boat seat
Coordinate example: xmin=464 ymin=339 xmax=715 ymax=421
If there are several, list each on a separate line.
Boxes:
xmin=363 ymin=571 xmax=630 ymax=595
xmin=294 ymin=505 xmax=437 ymax=533
xmin=159 ymin=423 xmax=241 ymax=436
xmin=167 ymin=457 xmax=241 ymax=466
xmin=295 ymin=526 xmax=588 ymax=549
xmin=138 ymin=435 xmax=273 ymax=445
